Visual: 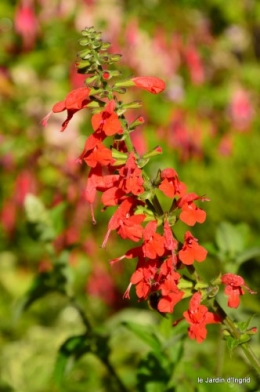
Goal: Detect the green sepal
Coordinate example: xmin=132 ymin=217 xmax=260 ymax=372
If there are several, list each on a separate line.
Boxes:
xmin=112 ymin=87 xmax=126 ymax=94
xmin=78 ymin=38 xmax=91 ymax=46
xmin=109 ymin=54 xmax=122 ymax=62
xmin=143 ymin=146 xmax=163 ymax=159
xmin=111 ymin=148 xmax=128 ymax=160
xmin=207 ymin=284 xmax=219 ymax=298
xmin=138 ymin=190 xmax=154 ymax=201
xmin=135 ymin=206 xmax=155 ymax=217
xmin=167 ymin=214 xmax=177 ymax=226
xmin=100 ymin=42 xmax=111 ymax=51
xmin=120 ymin=100 xmax=142 ymax=109
xmin=129 ymin=116 xmax=145 ymax=130
xmin=77 ymin=48 xmax=92 ymax=59
xmin=86 ymin=101 xmax=101 ymax=108
xmin=153 ymin=169 xmax=161 ymax=186
xmin=195 ymin=282 xmax=209 ymax=290
xmin=89 ymin=87 xmax=104 ymax=96
xmin=211 ymin=273 xmax=222 ymax=285
xmin=84 ymin=74 xmax=99 ymax=85
xmin=114 ymin=78 xmax=135 ymax=88
xmin=76 ymin=60 xmax=91 ymax=69
xmin=177 ymin=278 xmax=194 ymax=290
xmin=137 ymin=157 xmax=149 ymax=168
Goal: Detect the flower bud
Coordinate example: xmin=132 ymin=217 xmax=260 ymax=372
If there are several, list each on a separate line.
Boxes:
xmin=143 ymin=146 xmax=163 ymax=159
xmin=129 ymin=116 xmax=145 ymax=130
xmin=114 ymin=78 xmax=135 ymax=88
xmin=76 ymin=60 xmax=91 ymax=69
xmin=111 ymin=149 xmax=128 ymax=161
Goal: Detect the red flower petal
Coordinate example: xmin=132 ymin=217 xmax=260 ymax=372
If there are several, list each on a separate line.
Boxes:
xmin=132 ymin=76 xmax=165 ymax=94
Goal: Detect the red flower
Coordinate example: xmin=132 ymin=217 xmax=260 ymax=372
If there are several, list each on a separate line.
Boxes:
xmin=130 ymin=257 xmax=160 ymax=300
xmin=118 ymin=152 xmax=144 ymax=195
xmin=77 ymin=131 xmax=107 ymax=162
xmin=91 ymin=100 xmax=123 ymax=136
xmin=41 ymin=87 xmax=91 ymax=131
xmin=82 ymin=143 xmax=115 ymax=168
xmin=102 ymin=197 xmax=145 ymax=247
xmin=163 ymin=220 xmax=178 ymax=266
xmin=177 ymin=193 xmax=208 ymax=226
xmin=178 ymin=231 xmax=207 ymax=265
xmin=157 ymin=272 xmax=183 ymax=313
xmin=131 ymin=76 xmax=165 ymax=94
xmin=163 ymin=220 xmax=178 ymax=252
xmin=183 ymin=292 xmax=221 ymax=343
xmin=221 ymin=273 xmax=257 ymax=309
xmin=142 ymin=221 xmax=165 ymax=259
xmin=158 ymin=168 xmax=186 ymax=198
xmin=84 ymin=166 xmax=119 ymax=223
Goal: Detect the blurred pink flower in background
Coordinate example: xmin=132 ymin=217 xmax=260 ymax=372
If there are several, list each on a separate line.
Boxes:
xmin=14 ymin=0 xmax=39 ymax=49
xmin=218 ymin=134 xmax=233 ymax=156
xmin=184 ymin=42 xmax=205 ymax=85
xmin=229 ymin=88 xmax=254 ymax=131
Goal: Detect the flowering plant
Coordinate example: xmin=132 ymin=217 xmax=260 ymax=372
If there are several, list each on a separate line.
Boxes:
xmin=42 ymin=26 xmax=258 ymax=350
xmin=24 ymin=26 xmax=260 ymax=389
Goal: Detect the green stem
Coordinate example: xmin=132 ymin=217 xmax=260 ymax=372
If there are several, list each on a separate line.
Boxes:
xmin=69 ymin=296 xmax=128 ymax=391
xmin=101 ymin=357 xmax=129 ymax=392
xmin=209 ymin=299 xmax=260 ymax=375
xmin=69 ymin=296 xmax=92 ymax=331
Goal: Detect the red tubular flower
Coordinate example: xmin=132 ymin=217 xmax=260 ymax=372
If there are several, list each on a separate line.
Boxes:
xmin=163 ymin=220 xmax=178 ymax=266
xmin=178 ymin=231 xmax=207 ymax=265
xmin=85 ymin=166 xmax=120 ymax=223
xmin=221 ymin=273 xmax=257 ymax=309
xmin=77 ymin=131 xmax=107 ymax=162
xmin=41 ymin=87 xmax=91 ymax=131
xmin=183 ymin=292 xmax=221 ymax=343
xmin=158 ymin=168 xmax=186 ymax=198
xmin=130 ymin=257 xmax=160 ymax=300
xmin=118 ymin=152 xmax=144 ymax=195
xmin=177 ymin=193 xmax=208 ymax=226
xmin=91 ymin=100 xmax=123 ymax=136
xmin=102 ymin=197 xmax=145 ymax=247
xmin=131 ymin=76 xmax=165 ymax=94
xmin=142 ymin=220 xmax=165 ymax=259
xmin=82 ymin=143 xmax=115 ymax=168
xmin=157 ymin=272 xmax=183 ymax=313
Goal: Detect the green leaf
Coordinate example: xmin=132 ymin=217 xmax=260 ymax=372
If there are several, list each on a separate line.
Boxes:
xmin=137 ymin=352 xmax=171 ymax=392
xmin=49 ymin=202 xmax=67 ymax=236
xmin=53 ymin=334 xmax=91 ymax=385
xmin=53 ymin=332 xmax=110 ymax=386
xmin=24 ymin=194 xmax=56 ymax=242
xmin=215 ymin=221 xmax=247 ymax=260
xmin=122 ymin=321 xmax=162 ymax=353
xmin=236 ymin=247 xmax=260 ymax=265
xmin=17 ymin=252 xmax=71 ymax=312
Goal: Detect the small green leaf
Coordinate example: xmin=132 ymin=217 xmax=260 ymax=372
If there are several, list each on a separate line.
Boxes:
xmin=122 ymin=321 xmax=162 ymax=353
xmin=236 ymin=247 xmax=260 ymax=265
xmin=215 ymin=221 xmax=246 ymax=260
xmin=17 ymin=252 xmax=71 ymax=312
xmin=53 ymin=334 xmax=91 ymax=385
xmin=24 ymin=194 xmax=56 ymax=242
xmin=49 ymin=202 xmax=67 ymax=236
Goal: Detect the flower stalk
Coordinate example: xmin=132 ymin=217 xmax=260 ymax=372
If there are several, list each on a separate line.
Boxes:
xmin=43 ymin=26 xmax=259 ymax=373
